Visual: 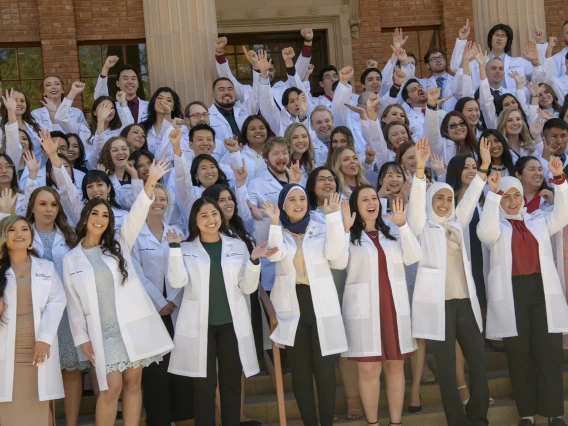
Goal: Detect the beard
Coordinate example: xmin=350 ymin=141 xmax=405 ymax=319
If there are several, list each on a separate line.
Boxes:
xmin=216 ymin=100 xmax=236 ymax=109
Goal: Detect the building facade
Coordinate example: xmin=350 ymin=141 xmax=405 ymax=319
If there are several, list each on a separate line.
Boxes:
xmin=0 ymin=0 xmax=566 ymax=112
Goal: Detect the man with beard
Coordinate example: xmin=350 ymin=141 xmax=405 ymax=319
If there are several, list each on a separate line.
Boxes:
xmin=450 ymin=20 xmax=547 ymax=92
xmin=238 ymin=137 xmax=301 ymax=291
xmin=94 ymin=56 xmax=149 ymax=123
xmin=419 ymin=48 xmax=457 ymax=112
xmin=402 ymin=78 xmax=446 ymax=140
xmin=214 ymin=29 xmax=312 ymax=110
xmin=208 ymin=74 xmax=260 ymax=160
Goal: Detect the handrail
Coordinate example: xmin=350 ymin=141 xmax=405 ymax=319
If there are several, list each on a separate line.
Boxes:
xmin=259 ymin=286 xmax=287 ymax=426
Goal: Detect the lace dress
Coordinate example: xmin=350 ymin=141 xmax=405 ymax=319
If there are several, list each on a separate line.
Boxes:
xmin=37 ymin=230 xmax=89 ymax=371
xmin=82 ymin=245 xmax=161 ymax=373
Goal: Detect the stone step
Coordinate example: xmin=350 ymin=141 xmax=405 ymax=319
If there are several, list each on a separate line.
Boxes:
xmin=58 ymin=395 xmax=568 ymax=426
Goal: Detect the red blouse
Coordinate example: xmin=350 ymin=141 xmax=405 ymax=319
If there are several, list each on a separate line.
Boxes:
xmin=508 ymin=219 xmax=541 ymax=276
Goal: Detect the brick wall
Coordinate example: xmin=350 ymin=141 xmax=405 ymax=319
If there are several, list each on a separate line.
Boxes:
xmin=73 ymin=0 xmax=145 ymax=41
xmin=544 ymin=0 xmax=568 ymax=55
xmin=0 ymin=0 xmax=40 ymax=42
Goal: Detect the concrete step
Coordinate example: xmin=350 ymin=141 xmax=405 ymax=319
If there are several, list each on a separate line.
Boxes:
xmin=58 ymin=395 xmax=568 ymax=426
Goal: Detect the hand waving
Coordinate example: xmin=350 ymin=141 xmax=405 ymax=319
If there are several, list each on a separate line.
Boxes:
xmin=323 ymin=192 xmax=341 ymax=215
xmin=383 ymin=197 xmax=407 ymax=227
xmin=251 ymin=241 xmax=279 ymax=261
xmin=165 ymin=229 xmax=183 ymax=244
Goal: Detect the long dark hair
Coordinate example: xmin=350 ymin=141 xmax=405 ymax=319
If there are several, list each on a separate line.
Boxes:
xmin=440 ymin=111 xmax=480 ymax=157
xmin=141 ymin=87 xmax=183 ymax=134
xmin=26 ymin=186 xmax=76 ymax=248
xmin=202 ymin=184 xmax=255 ymax=253
xmin=238 ymin=114 xmax=272 ymax=146
xmin=349 ymin=185 xmax=396 ymax=244
xmin=454 ymin=97 xmax=485 ymax=132
xmin=480 ymin=129 xmax=515 ymax=176
xmin=0 ymin=216 xmax=40 ymax=318
xmin=46 ymin=154 xmax=74 ymax=189
xmin=306 ymin=166 xmax=338 ymax=210
xmin=120 ymin=124 xmax=148 ymax=151
xmin=382 ymin=121 xmax=414 ymax=151
xmin=445 ymin=154 xmax=485 ymax=205
xmin=190 ymin=154 xmax=229 ymax=187
xmin=66 ymin=133 xmax=88 ymax=172
xmin=495 ymin=93 xmax=529 ymax=126
xmin=377 ymin=162 xmax=406 ymax=194
xmin=487 ymin=23 xmax=513 ymax=53
xmin=515 ymin=155 xmax=551 ymax=192
xmin=72 ymin=198 xmax=128 ymax=284
xmin=0 ymin=88 xmax=41 ymax=135
xmin=187 ymin=197 xmax=233 ymax=242
xmin=81 ymin=170 xmax=121 ymax=209
xmin=0 ymin=154 xmax=23 ymax=194
xmin=88 ymin=96 xmax=123 ymax=143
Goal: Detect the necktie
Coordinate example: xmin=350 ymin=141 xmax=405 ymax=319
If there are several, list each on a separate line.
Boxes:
xmin=421 ymin=108 xmax=426 ymax=115
xmin=559 ymin=153 xmax=567 ymax=165
xmin=493 ymin=89 xmax=501 ymax=97
xmin=436 ymin=76 xmax=445 ymax=99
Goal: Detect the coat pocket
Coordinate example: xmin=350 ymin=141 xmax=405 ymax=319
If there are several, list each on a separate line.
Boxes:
xmin=486 ymin=266 xmax=504 ymax=302
xmin=271 ymin=275 xmax=292 ymax=313
xmin=342 ymin=283 xmax=370 ymax=320
xmin=232 ymin=297 xmax=253 ymax=339
xmin=176 ymin=299 xmax=199 ymax=338
xmin=413 ymin=267 xmax=444 ymax=304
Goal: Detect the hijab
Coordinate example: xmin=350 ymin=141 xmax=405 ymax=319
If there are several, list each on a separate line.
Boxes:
xmin=278 ymin=184 xmax=310 ymax=234
xmin=426 ymin=182 xmax=456 ymax=226
xmin=496 ymin=176 xmax=526 ymax=220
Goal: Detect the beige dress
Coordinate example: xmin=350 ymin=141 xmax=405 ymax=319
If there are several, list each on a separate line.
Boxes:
xmin=0 ymin=275 xmax=51 ymax=426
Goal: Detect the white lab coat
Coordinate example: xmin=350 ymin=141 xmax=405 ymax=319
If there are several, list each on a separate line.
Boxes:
xmin=220 ymin=144 xmax=267 ymax=183
xmin=62 ymin=190 xmax=175 ymax=391
xmin=93 ymin=75 xmax=149 ymax=123
xmin=266 ymin=212 xmax=349 ymax=356
xmin=407 ymin=175 xmax=485 ymax=341
xmin=0 ymin=257 xmax=66 ymax=402
xmin=32 ymin=105 xmax=87 ymax=133
xmin=167 ymin=234 xmax=261 ymax=378
xmin=131 ymin=222 xmax=184 ymax=324
xmin=477 ymin=184 xmax=568 ymax=339
xmin=342 ymin=225 xmax=421 ymax=357
xmin=418 ymin=73 xmax=458 ymax=112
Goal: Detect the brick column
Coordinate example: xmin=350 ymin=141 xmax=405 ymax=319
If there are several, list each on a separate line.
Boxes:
xmin=143 ymin=0 xmax=218 ymax=107
xmin=472 ymin=0 xmax=546 ymax=57
xmin=37 ymin=0 xmax=81 ymax=107
xmin=440 ymin=0 xmax=475 ymax=60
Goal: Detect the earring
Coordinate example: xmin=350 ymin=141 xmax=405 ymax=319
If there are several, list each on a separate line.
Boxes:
xmin=28 ymin=244 xmax=33 ymax=251
xmin=107 ymin=193 xmax=110 ymax=201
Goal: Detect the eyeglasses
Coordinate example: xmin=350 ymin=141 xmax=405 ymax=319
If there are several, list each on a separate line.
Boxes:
xmin=0 ymin=164 xmax=14 ymax=171
xmin=323 ymin=74 xmax=339 ymax=82
xmin=316 ymin=176 xmax=336 ymax=183
xmin=428 ymin=55 xmax=445 ymax=63
xmin=448 ymin=121 xmax=468 ymax=130
xmin=493 ymin=33 xmax=508 ymax=40
xmin=189 ymin=113 xmax=210 ymax=119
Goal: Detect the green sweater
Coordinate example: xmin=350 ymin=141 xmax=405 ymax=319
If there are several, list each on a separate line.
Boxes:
xmin=202 ymin=240 xmax=233 ymax=325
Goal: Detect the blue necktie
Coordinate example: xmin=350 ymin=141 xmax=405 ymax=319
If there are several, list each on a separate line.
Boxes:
xmin=436 ymin=76 xmax=445 ymax=99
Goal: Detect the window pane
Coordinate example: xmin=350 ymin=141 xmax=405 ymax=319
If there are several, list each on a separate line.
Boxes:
xmin=21 ymin=80 xmax=42 ymax=110
xmin=227 ymin=55 xmax=237 ymax=76
xmin=138 ymin=44 xmax=147 ymax=75
xmin=103 ymin=45 xmax=123 ymax=75
xmin=18 ymin=47 xmax=43 ymax=79
xmin=125 ymin=44 xmax=145 ymax=76
xmin=0 ymin=48 xmax=18 ymax=79
xmin=81 ymin=77 xmax=98 ymax=111
xmin=2 ymin=80 xmax=20 ymax=92
xmin=141 ymin=75 xmax=150 ymax=101
xmin=79 ymin=45 xmax=102 ymax=77
xmin=225 ymin=45 xmax=234 ymax=54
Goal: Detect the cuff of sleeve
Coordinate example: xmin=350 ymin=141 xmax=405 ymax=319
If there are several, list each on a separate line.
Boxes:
xmin=99 ymin=75 xmax=107 ymax=79
xmin=549 ymin=175 xmax=567 ymax=185
xmin=286 ymin=66 xmax=296 ymax=76
xmin=301 ymin=45 xmax=312 ymax=57
xmin=169 ymin=242 xmax=181 ymax=248
xmin=73 ymin=334 xmax=90 ymax=347
xmin=37 ymin=333 xmax=55 ymax=345
xmin=325 ymin=210 xmax=342 ymax=224
xmin=259 ymin=76 xmax=270 ymax=85
xmin=486 ymin=191 xmax=502 ymax=201
xmin=389 ymin=86 xmax=401 ymax=98
xmin=215 ymin=53 xmax=227 ymax=64
xmin=250 ymin=257 xmax=260 ymax=265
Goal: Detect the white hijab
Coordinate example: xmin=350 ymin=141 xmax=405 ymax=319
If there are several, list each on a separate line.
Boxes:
xmin=426 ymin=182 xmax=456 ymax=225
xmin=496 ymin=176 xmax=526 ymax=221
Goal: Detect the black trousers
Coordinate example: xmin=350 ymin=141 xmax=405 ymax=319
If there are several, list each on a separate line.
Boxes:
xmin=286 ymin=284 xmax=337 ymax=426
xmin=193 ymin=323 xmax=243 ymax=426
xmin=503 ymin=274 xmax=564 ymax=418
xmin=142 ymin=313 xmax=193 ymax=426
xmin=431 ymin=299 xmax=489 ymax=426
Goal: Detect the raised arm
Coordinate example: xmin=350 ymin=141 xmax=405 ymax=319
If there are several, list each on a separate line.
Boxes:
xmin=407 ymin=138 xmax=430 ymax=237
xmin=322 ymin=193 xmax=349 ymax=269
xmin=1 ymin=90 xmax=23 ymax=165
xmin=450 ymin=19 xmax=471 ymax=73
xmin=94 ymin=56 xmax=119 ymax=99
xmin=165 ymin=230 xmax=190 ymax=290
xmin=544 ymin=158 xmax=568 ymax=235
xmin=476 ymin=172 xmax=502 ymax=248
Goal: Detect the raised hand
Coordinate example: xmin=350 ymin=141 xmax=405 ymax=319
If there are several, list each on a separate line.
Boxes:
xmin=165 ymin=228 xmax=183 ymax=244
xmin=530 ymin=116 xmax=545 ymax=143
xmin=367 ymin=59 xmax=378 ymax=69
xmin=304 ymin=64 xmax=315 ymax=82
xmin=365 ymin=147 xmax=376 ymax=164
xmin=472 ymin=44 xmax=487 ymax=66
xmin=224 ymin=136 xmax=241 ymax=153
xmin=215 ymin=37 xmax=228 ymax=55
xmin=286 ymin=163 xmax=303 ymax=184
xmin=391 ymin=45 xmax=408 ymax=65
xmin=68 ymin=81 xmax=85 ymax=99
xmin=251 ymin=241 xmax=279 ymax=261
xmin=459 ymin=18 xmax=471 ymax=40
xmin=393 ymin=28 xmax=409 ymax=48
xmin=80 ymin=342 xmax=96 ymax=366
xmin=147 ymin=158 xmax=171 ymax=184
xmin=247 ymin=200 xmax=264 ymax=221
xmin=415 ymin=137 xmax=431 ymax=169
xmin=323 ymin=192 xmax=341 ymax=215
xmin=437 ymin=93 xmax=454 ymax=108
xmin=526 ymin=80 xmax=540 ymax=98
xmin=430 ymin=153 xmax=446 ymax=176
xmin=103 ymin=56 xmax=119 ymax=73
xmin=344 ymin=103 xmax=368 ymax=121
xmin=393 ymin=68 xmax=406 ymax=87
xmin=282 ymin=47 xmax=295 ymax=65
xmin=427 ymin=88 xmax=441 ymax=107
xmin=341 ymin=200 xmax=356 ymax=232
xmin=383 ymin=197 xmax=407 ymax=227
xmin=298 ymin=92 xmax=308 ymax=116
xmin=0 ymin=188 xmax=18 ymax=214
xmin=260 ymin=200 xmax=280 ymax=224
xmin=546 ymin=36 xmax=557 ymax=58
xmin=40 ymin=96 xmax=57 ymax=114
xmin=462 ymin=40 xmax=475 ymax=64
xmin=532 ymin=19 xmax=545 ymax=44
xmin=541 ymin=189 xmax=555 ymax=205
xmin=366 ymin=93 xmax=381 ymax=120
xmin=96 ymin=102 xmax=113 ymax=122
xmin=301 ymin=28 xmax=314 ymax=41
xmin=169 ymin=128 xmax=181 ymax=146
xmin=508 ymin=71 xmax=525 ymax=89
xmin=487 ymin=172 xmax=501 ymax=193
xmin=339 ymin=66 xmax=354 ymax=84
xmin=33 ymin=341 xmax=51 ymax=366
xmin=537 ymin=108 xmax=556 ymax=121
xmin=1 ymin=89 xmax=17 ymax=113
xmin=38 ymin=129 xmax=58 ymax=158
xmin=156 ymin=98 xmax=172 ymax=115
xmin=479 ymin=136 xmax=491 ymax=169
xmin=242 ymin=46 xmax=260 ymax=70
xmin=522 ymin=39 xmax=540 ymax=64
xmin=116 ymin=91 xmax=126 ymax=104
xmin=96 ymin=164 xmax=109 ymax=175
xmin=23 ymin=151 xmax=41 ymax=179
xmin=230 ymin=159 xmax=248 ymax=188
xmin=257 ymin=50 xmax=271 ymax=79
xmin=548 ymin=156 xmax=564 ymax=177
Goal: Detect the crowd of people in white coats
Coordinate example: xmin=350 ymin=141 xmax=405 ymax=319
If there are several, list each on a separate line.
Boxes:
xmin=0 ymin=15 xmax=568 ymax=426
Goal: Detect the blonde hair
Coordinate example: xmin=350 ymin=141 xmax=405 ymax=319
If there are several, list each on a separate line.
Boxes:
xmin=152 ymin=183 xmax=171 ymax=216
xmin=284 ymin=123 xmax=315 ymax=174
xmin=329 ymin=146 xmax=369 ymax=197
xmin=497 ymin=108 xmax=535 ymax=154
xmin=310 ymin=105 xmax=333 ymax=124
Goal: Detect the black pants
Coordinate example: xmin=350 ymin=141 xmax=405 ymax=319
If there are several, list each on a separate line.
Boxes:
xmin=503 ymin=274 xmax=564 ymax=418
xmin=142 ymin=314 xmax=193 ymax=425
xmin=431 ymin=299 xmax=489 ymax=426
xmin=286 ymin=284 xmax=337 ymax=426
xmin=193 ymin=323 xmax=243 ymax=426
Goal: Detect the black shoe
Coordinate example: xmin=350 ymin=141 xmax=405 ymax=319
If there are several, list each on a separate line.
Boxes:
xmin=407 ymin=395 xmax=421 ymax=413
xmin=518 ymin=419 xmax=534 ymax=426
xmin=549 ymin=418 xmax=568 ymax=426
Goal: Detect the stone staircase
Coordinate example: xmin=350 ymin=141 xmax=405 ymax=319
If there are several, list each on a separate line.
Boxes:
xmin=55 ymin=351 xmax=568 ymax=426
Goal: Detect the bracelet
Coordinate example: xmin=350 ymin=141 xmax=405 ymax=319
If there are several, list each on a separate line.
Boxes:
xmin=478 ymin=168 xmax=489 ymax=174
xmin=304 ymin=38 xmax=313 ymax=42
xmin=549 ymin=174 xmax=566 ymax=185
xmin=416 ymin=167 xmax=425 ymax=170
xmin=168 ymin=242 xmax=181 ymax=248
